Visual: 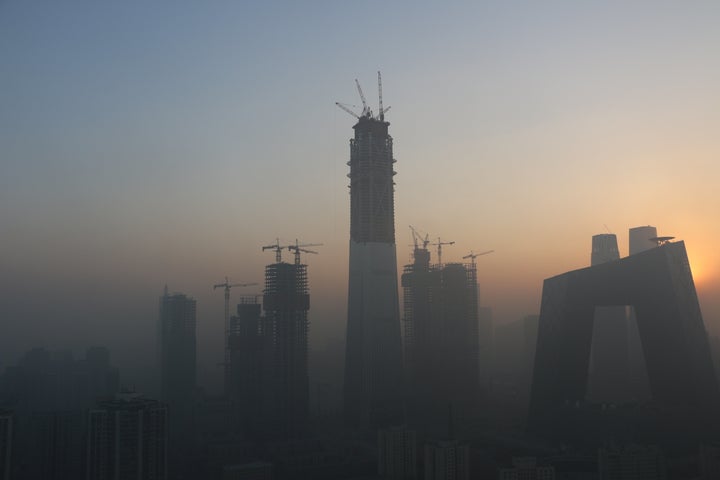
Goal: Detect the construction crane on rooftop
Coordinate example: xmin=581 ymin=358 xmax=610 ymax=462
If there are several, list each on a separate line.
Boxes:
xmin=462 ymin=250 xmax=494 ymax=268
xmin=355 ymin=79 xmax=371 ymax=117
xmin=336 ymin=72 xmax=391 ymax=121
xmin=288 ymin=239 xmax=323 ymax=265
xmin=213 ymin=278 xmax=257 ymax=371
xmin=262 ymin=238 xmax=292 ymax=263
xmin=409 ymin=225 xmax=430 ymax=251
xmin=335 ymin=102 xmax=359 ymax=119
xmin=432 ymin=237 xmax=455 ymax=266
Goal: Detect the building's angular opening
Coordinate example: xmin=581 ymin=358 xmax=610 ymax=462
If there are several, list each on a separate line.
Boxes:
xmin=587 ymin=305 xmax=650 ymax=405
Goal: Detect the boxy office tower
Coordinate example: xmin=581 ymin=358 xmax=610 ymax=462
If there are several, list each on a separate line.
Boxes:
xmin=342 ymin=84 xmax=404 ymax=428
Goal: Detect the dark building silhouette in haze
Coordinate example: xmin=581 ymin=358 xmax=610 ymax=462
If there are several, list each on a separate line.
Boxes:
xmin=262 ymin=255 xmax=311 ymax=438
xmin=377 ymin=425 xmax=417 ymax=480
xmin=402 ymin=244 xmax=480 ymax=428
xmin=158 ymin=288 xmax=195 ymax=472
xmin=0 ymin=411 xmax=10 ymax=480
xmin=227 ymin=295 xmax=268 ymax=436
xmin=627 ymin=225 xmax=658 ymax=402
xmin=587 ymin=234 xmax=629 ymax=404
xmin=598 ymin=444 xmax=666 ymax=480
xmin=0 ymin=347 xmax=119 ymax=480
xmin=86 ymin=392 xmax=167 ymax=480
xmin=342 ymin=77 xmax=404 ymax=428
xmin=158 ymin=289 xmax=196 ymax=412
xmin=529 ymin=241 xmax=720 ymax=435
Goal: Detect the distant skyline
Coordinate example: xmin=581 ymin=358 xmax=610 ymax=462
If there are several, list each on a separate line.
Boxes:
xmin=2 ymin=1 xmax=719 ymax=391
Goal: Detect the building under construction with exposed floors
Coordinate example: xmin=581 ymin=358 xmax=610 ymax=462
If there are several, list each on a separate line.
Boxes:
xmin=340 ymin=74 xmax=405 ymax=429
xmin=402 ymin=243 xmax=481 ymax=431
xmin=227 ymin=244 xmax=312 ymax=439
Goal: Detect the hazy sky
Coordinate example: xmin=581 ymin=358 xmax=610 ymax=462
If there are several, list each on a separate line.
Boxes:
xmin=2 ymin=1 xmax=719 ymax=390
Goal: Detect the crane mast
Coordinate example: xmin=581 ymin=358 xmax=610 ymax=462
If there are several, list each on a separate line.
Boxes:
xmin=432 ymin=237 xmax=455 ymax=266
xmin=336 ymin=72 xmax=390 ymax=121
xmin=378 ymin=71 xmax=384 ymax=121
xmin=213 ymin=277 xmax=257 ymax=380
xmin=287 ymin=239 xmax=323 ymax=265
xmin=462 ymin=249 xmax=494 ymax=268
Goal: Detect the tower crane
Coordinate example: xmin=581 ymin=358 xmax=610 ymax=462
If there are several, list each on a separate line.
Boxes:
xmin=431 ymin=237 xmax=455 ymax=266
xmin=409 ymin=225 xmax=430 ymax=250
xmin=262 ymin=238 xmax=291 ymax=263
xmin=213 ymin=278 xmax=257 ymax=371
xmin=378 ymin=71 xmax=384 ymax=121
xmin=335 ymin=102 xmax=360 ymax=119
xmin=355 ymin=78 xmax=371 ymax=117
xmin=336 ymin=72 xmax=391 ymax=121
xmin=462 ymin=250 xmax=494 ymax=268
xmin=287 ymin=239 xmax=323 ymax=265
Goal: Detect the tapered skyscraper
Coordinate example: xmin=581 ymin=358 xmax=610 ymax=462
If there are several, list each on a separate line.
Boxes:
xmin=341 ymin=75 xmax=404 ymax=428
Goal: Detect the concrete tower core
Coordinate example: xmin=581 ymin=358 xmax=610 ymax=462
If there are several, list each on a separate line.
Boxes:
xmin=344 ymin=113 xmax=404 ymax=429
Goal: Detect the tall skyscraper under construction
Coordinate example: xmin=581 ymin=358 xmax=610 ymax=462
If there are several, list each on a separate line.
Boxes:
xmin=402 ymin=245 xmax=480 ymax=429
xmin=340 ymin=74 xmax=404 ymax=428
xmin=261 ymin=245 xmax=311 ymax=438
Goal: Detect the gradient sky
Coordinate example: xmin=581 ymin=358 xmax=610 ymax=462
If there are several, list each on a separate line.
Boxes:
xmin=2 ymin=1 xmax=719 ymax=391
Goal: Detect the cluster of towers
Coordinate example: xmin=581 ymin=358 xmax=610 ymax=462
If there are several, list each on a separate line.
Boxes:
xmin=340 ymin=75 xmax=484 ymax=433
xmin=225 ymin=243 xmax=313 ymax=439
xmin=402 ymin=240 xmax=482 ymax=427
xmin=161 ymin=74 xmax=486 ymax=452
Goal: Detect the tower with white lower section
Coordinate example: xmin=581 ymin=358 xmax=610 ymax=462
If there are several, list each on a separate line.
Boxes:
xmin=340 ymin=74 xmax=404 ymax=428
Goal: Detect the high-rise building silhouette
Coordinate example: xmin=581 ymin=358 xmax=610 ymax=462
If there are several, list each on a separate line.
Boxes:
xmin=158 ymin=289 xmax=196 ymax=411
xmin=27 ymin=411 xmax=85 ymax=480
xmin=628 ymin=226 xmax=658 ymax=402
xmin=598 ymin=445 xmax=666 ymax=480
xmin=0 ymin=348 xmax=119 ymax=479
xmin=402 ymin=244 xmax=480 ymax=427
xmin=498 ymin=457 xmax=556 ymax=480
xmin=587 ymin=234 xmax=629 ymax=403
xmin=342 ymin=80 xmax=404 ymax=428
xmin=699 ymin=443 xmax=720 ymax=480
xmin=477 ymin=306 xmax=493 ymax=391
xmin=378 ymin=425 xmax=417 ymax=480
xmin=227 ymin=295 xmax=268 ymax=436
xmin=158 ymin=288 xmax=195 ymax=474
xmin=86 ymin=392 xmax=167 ymax=480
xmin=529 ymin=241 xmax=720 ymax=435
xmin=423 ymin=440 xmax=469 ymax=480
xmin=0 ymin=411 xmax=10 ymax=480
xmin=262 ymin=256 xmax=310 ymax=438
